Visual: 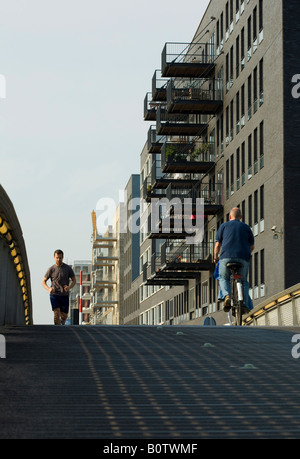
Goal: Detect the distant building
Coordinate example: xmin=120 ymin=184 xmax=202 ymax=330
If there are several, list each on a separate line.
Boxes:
xmin=121 ymin=175 xmax=140 ymax=324
xmin=69 ymin=260 xmax=91 ymax=324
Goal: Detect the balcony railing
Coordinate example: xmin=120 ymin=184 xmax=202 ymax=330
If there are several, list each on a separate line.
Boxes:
xmin=161 ymin=42 xmax=216 ymax=78
xmin=192 ymin=182 xmax=224 ymax=208
xmin=164 ymin=242 xmax=214 ymax=266
xmin=147 ymin=126 xmax=165 ymax=153
xmin=166 ymin=78 xmax=223 ymax=115
xmin=144 ymin=92 xmax=165 ymax=121
xmin=161 ymin=140 xmax=215 ymax=173
xmin=152 ymin=69 xmax=168 ymax=101
xmin=147 ymin=241 xmax=214 ymax=281
xmin=143 ymin=176 xmax=166 ymax=202
xmin=156 ymin=105 xmax=207 ymax=136
xmin=151 ymin=158 xmax=202 ymax=190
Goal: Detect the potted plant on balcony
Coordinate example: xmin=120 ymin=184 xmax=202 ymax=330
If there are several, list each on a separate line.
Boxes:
xmin=165 ymin=144 xmax=177 ymax=160
xmin=191 ymin=143 xmax=210 ymax=161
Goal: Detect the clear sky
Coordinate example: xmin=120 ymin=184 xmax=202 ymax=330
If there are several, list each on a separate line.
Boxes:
xmin=0 ymin=0 xmax=210 ymax=324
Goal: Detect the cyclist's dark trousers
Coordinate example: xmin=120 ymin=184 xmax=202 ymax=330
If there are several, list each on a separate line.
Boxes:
xmin=218 ymin=258 xmax=253 ymax=310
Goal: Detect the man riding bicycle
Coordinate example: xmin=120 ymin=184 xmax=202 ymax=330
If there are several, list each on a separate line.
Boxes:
xmin=213 ymin=207 xmax=255 ymax=313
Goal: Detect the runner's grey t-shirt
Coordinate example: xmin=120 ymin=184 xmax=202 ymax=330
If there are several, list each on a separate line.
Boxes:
xmin=44 ymin=263 xmax=75 ymax=296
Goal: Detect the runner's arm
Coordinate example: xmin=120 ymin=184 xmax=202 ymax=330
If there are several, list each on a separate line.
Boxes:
xmin=64 ymin=276 xmax=76 ymax=293
xmin=42 ymin=277 xmax=54 ymax=294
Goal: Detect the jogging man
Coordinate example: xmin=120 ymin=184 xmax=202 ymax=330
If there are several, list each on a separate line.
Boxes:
xmin=214 ymin=207 xmax=254 ymax=313
xmin=42 ymin=249 xmax=76 ymax=325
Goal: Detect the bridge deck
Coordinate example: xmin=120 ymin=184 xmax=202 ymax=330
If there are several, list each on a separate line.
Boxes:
xmin=0 ymin=325 xmax=300 ymax=439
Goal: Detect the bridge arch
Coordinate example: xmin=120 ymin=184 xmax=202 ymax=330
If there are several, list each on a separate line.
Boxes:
xmin=0 ymin=185 xmax=32 ymax=325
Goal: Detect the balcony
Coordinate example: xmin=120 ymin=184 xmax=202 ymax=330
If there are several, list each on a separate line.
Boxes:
xmin=162 ymin=242 xmax=214 ymax=272
xmin=146 ymin=242 xmax=214 ymax=284
xmin=161 ymin=140 xmax=215 ymax=173
xmin=192 ymin=182 xmax=224 ymax=215
xmin=143 ymin=176 xmax=167 ymax=203
xmin=156 ymin=106 xmax=207 ymax=136
xmin=151 ymin=157 xmax=201 ymax=192
xmin=144 ymin=92 xmax=165 ymax=121
xmin=161 ymin=42 xmax=216 ymax=78
xmin=152 ymin=70 xmax=168 ymax=102
xmin=148 ymin=192 xmax=198 ymax=240
xmin=164 ymin=181 xmax=223 ymax=216
xmin=93 ymin=235 xmax=117 ymax=248
xmin=93 ymin=252 xmax=119 ymax=263
xmin=166 ymin=78 xmax=223 ymax=115
xmin=147 ymin=126 xmax=164 ymax=153
xmin=92 ymin=300 xmax=118 ymax=309
xmin=148 ymin=213 xmax=194 ymax=240
xmin=92 ymin=270 xmax=117 ymax=289
xmin=145 ymin=254 xmax=195 ymax=286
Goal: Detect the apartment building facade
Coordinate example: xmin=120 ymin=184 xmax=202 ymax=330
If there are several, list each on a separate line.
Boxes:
xmin=69 ymin=260 xmax=91 ymax=324
xmin=121 ymin=0 xmax=300 ymax=326
xmin=89 ymin=207 xmax=124 ymax=325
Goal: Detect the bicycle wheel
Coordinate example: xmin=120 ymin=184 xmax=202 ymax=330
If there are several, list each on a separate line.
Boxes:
xmin=235 ymin=300 xmax=243 ymax=326
xmin=231 ymin=279 xmax=238 ymax=326
xmin=235 ymin=280 xmax=243 ymax=326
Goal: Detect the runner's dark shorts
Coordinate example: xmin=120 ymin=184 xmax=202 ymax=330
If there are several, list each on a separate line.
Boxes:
xmin=50 ymin=295 xmax=69 ymax=314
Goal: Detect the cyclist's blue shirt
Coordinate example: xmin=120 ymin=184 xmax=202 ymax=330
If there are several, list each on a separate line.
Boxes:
xmin=216 ymin=220 xmax=254 ymax=261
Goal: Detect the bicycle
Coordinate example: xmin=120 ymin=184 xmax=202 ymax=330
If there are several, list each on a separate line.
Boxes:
xmin=226 ymin=262 xmax=244 ymax=326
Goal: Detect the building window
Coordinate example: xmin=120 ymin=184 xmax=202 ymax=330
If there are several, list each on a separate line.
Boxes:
xmin=248 ymin=194 xmax=252 ymax=228
xmin=236 ymin=0 xmax=240 ymax=23
xmin=226 ymin=159 xmax=230 ymax=199
xmin=260 ymin=184 xmax=264 ymax=232
xmin=254 ymin=189 xmax=258 ymax=236
xmin=230 ymin=154 xmax=234 ymax=195
xmin=248 ymin=134 xmax=252 ymax=179
xmin=259 ymin=0 xmax=264 ymax=42
xmin=247 ymin=15 xmax=252 ymax=61
xmin=253 ymin=66 xmax=258 ymax=113
xmin=254 ymin=127 xmax=258 ymax=173
xmin=253 ymin=6 xmax=258 ymax=52
xmin=230 ymin=100 xmax=234 ymax=141
xmin=202 ymin=281 xmax=209 ymax=306
xmin=241 ymin=84 xmax=245 ymax=127
xmin=220 ymin=12 xmax=224 ymax=48
xmin=236 ymin=147 xmax=240 ymax=190
xmin=236 ymin=91 xmax=240 ymax=134
xmin=260 ymin=120 xmax=264 ymax=168
xmin=230 ymin=46 xmax=234 ymax=87
xmin=259 ymin=58 xmax=264 ymax=105
xmin=241 ymin=141 xmax=246 ymax=185
xmin=226 ymin=2 xmax=229 ymax=40
xmin=254 ymin=252 xmax=259 ymax=299
xmin=260 ymin=249 xmax=265 ymax=297
xmin=248 ymin=74 xmax=252 ymax=120
xmin=226 ymin=106 xmax=229 ymax=145
xmin=236 ymin=35 xmax=240 ymax=78
xmin=226 ymin=53 xmax=229 ymax=92
xmin=241 ymin=27 xmax=245 ymax=70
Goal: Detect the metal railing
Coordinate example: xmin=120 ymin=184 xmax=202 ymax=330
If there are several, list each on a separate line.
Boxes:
xmin=161 ymin=140 xmax=215 ymax=167
xmin=162 ymin=42 xmax=216 ymax=67
xmin=192 ymin=182 xmax=224 ymax=206
xmin=147 ymin=126 xmax=165 ymax=152
xmin=144 ymin=92 xmax=165 ymax=119
xmin=167 ymin=78 xmax=223 ymax=104
xmin=164 ymin=242 xmax=214 ymax=264
xmin=152 ymin=69 xmax=168 ymax=100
